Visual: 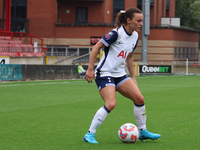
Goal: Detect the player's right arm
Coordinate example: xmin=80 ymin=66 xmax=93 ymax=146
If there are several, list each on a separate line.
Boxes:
xmin=85 ymin=41 xmax=105 ymax=83
xmin=85 ymin=30 xmax=118 ymax=83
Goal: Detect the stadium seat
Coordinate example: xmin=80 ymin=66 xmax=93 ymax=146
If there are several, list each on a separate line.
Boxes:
xmin=0 ymin=52 xmax=18 ymax=57
xmin=4 ymin=36 xmax=11 ymax=40
xmin=0 ymin=35 xmax=44 ymax=57
xmin=0 ymin=36 xmax=4 ymax=40
xmin=27 ymin=44 xmax=34 ymax=52
xmin=9 ymin=40 xmax=22 ymax=44
xmin=21 ymin=44 xmax=29 ymax=52
xmin=35 ymin=52 xmax=45 ymax=57
xmin=0 ymin=40 xmax=9 ymax=44
xmin=22 ymin=52 xmax=35 ymax=57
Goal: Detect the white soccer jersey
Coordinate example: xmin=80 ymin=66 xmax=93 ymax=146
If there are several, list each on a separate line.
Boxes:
xmin=95 ymin=26 xmax=139 ymax=77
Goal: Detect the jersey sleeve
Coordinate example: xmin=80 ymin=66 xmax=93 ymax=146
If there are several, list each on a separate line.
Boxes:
xmin=100 ymin=30 xmax=118 ymax=47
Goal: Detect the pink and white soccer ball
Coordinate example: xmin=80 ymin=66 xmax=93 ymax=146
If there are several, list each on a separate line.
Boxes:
xmin=118 ymin=123 xmax=139 ymax=143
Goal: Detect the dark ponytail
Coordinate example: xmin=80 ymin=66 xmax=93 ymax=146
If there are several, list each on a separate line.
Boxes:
xmin=115 ymin=7 xmax=142 ymax=29
xmin=115 ymin=11 xmax=126 ymax=29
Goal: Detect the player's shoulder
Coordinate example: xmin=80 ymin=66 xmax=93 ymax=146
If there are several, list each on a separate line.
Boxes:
xmin=132 ymin=31 xmax=139 ymax=37
xmin=110 ymin=29 xmax=118 ymax=37
xmin=101 ymin=29 xmax=118 ymax=47
xmin=104 ymin=29 xmax=118 ymax=39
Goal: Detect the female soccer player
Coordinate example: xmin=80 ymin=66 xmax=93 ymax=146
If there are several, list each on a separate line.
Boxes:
xmin=83 ymin=7 xmax=161 ymax=144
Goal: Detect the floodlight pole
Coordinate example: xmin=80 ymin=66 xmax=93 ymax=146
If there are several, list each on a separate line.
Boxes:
xmin=141 ymin=0 xmax=150 ymax=62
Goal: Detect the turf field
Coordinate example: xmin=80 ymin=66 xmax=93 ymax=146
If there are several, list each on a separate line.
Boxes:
xmin=0 ymin=75 xmax=199 ymax=150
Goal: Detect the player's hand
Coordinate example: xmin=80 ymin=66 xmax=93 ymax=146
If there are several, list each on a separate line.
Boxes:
xmin=85 ymin=68 xmax=95 ymax=83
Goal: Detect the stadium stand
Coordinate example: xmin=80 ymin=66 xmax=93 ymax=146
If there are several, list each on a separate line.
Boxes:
xmin=0 ymin=32 xmax=45 ymax=57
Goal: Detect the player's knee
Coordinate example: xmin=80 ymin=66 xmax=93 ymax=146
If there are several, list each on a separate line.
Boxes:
xmin=109 ymin=102 xmax=116 ymax=111
xmin=106 ymin=101 xmax=116 ymax=111
xmin=135 ymin=95 xmax=144 ymax=105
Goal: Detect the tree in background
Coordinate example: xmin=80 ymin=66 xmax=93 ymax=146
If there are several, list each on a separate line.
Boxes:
xmin=190 ymin=0 xmax=200 ymax=29
xmin=176 ymin=0 xmax=200 ymax=47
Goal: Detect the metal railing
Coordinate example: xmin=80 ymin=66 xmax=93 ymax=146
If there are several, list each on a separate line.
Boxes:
xmin=46 ymin=46 xmax=91 ymax=57
xmin=1 ymin=47 xmax=42 ymax=53
xmin=73 ymin=53 xmax=90 ymax=64
xmin=137 ymin=61 xmax=200 ymax=66
xmin=46 ymin=51 xmax=77 ymax=56
xmin=0 ymin=31 xmax=44 ymax=52
xmin=56 ymin=21 xmax=115 ymax=26
xmin=13 ymin=32 xmax=44 ymax=51
xmin=172 ymin=61 xmax=200 ymax=66
xmin=55 ymin=52 xmax=78 ymax=64
xmin=150 ymin=24 xmax=199 ymax=32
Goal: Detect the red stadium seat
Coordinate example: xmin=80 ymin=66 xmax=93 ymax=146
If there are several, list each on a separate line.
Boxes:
xmin=4 ymin=36 xmax=11 ymax=40
xmin=0 ymin=40 xmax=9 ymax=44
xmin=36 ymin=52 xmax=45 ymax=57
xmin=0 ymin=35 xmax=45 ymax=57
xmin=9 ymin=40 xmax=22 ymax=44
xmin=0 ymin=52 xmax=18 ymax=57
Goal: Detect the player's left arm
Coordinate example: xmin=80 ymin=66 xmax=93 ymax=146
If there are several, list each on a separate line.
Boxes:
xmin=126 ymin=52 xmax=137 ymax=85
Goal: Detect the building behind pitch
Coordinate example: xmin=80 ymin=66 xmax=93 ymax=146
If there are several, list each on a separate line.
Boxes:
xmin=0 ymin=0 xmax=199 ymax=64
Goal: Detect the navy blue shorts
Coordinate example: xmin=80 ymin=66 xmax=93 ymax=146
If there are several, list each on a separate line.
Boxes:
xmin=95 ymin=74 xmax=130 ymax=91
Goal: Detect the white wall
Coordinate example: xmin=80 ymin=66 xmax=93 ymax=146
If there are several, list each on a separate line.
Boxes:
xmin=10 ymin=57 xmax=43 ymax=64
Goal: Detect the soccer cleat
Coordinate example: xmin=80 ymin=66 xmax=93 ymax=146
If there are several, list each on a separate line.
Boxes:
xmin=139 ymin=129 xmax=161 ymax=141
xmin=83 ymin=132 xmax=98 ymax=144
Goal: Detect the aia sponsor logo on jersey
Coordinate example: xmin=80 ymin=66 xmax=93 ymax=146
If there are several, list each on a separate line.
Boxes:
xmin=117 ymin=50 xmax=131 ymax=59
xmin=105 ymin=32 xmax=113 ymax=39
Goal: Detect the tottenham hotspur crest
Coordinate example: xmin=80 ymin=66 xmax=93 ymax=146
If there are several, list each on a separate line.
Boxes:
xmin=132 ymin=44 xmax=135 ymax=51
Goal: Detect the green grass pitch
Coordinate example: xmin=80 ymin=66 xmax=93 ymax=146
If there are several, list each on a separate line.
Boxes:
xmin=0 ymin=75 xmax=200 ymax=150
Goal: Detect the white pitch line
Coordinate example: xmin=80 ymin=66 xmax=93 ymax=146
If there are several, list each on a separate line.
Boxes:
xmin=139 ymin=84 xmax=197 ymax=88
xmin=0 ymin=81 xmax=71 ymax=87
xmin=0 ymin=80 xmax=90 ymax=87
xmin=136 ymin=75 xmax=177 ymax=79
